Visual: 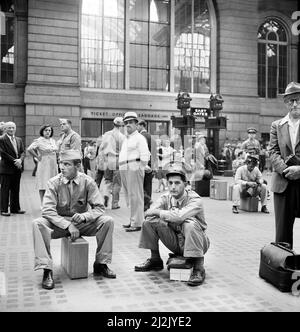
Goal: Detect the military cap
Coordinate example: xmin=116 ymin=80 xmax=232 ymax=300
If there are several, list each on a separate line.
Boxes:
xmin=166 ymin=165 xmax=187 ymax=182
xmin=247 ymin=127 xmax=257 ymax=134
xmin=283 ymin=82 xmax=300 ymax=99
xmin=113 ymin=117 xmax=124 ymax=126
xmin=246 ymin=154 xmax=259 ymax=163
xmin=59 ymin=149 xmax=81 ymax=161
xmin=123 ymin=111 xmax=138 ymax=123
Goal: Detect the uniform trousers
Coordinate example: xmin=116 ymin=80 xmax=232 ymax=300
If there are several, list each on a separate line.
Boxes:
xmin=120 ymin=168 xmax=144 ymax=228
xmin=232 ymin=183 xmax=267 ymax=207
xmin=32 ymin=215 xmax=114 ymax=271
xmin=139 ymin=217 xmax=210 ymax=258
xmin=143 ymin=171 xmax=153 ymax=211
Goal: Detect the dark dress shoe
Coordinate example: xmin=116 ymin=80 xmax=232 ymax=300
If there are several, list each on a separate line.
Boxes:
xmin=135 ymin=258 xmax=164 ymax=272
xmin=122 ymin=224 xmax=131 ymax=228
xmin=1 ymin=212 xmax=11 ymax=216
xmin=261 ymin=206 xmax=270 ymax=214
xmin=11 ymin=210 xmax=26 ymax=214
xmin=232 ymin=206 xmax=239 ymax=214
xmin=112 ymin=206 xmax=120 ymax=210
xmin=42 ymin=269 xmax=54 ymax=290
xmin=93 ymin=263 xmax=116 ymax=278
xmin=125 ymin=226 xmax=141 ymax=232
xmin=187 ymin=269 xmax=206 ymax=286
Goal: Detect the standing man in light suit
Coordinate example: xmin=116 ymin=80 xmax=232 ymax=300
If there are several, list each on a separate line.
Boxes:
xmin=0 ymin=121 xmax=26 ymax=216
xmin=269 ymin=82 xmax=300 ymax=248
xmin=119 ymin=112 xmax=150 ymax=232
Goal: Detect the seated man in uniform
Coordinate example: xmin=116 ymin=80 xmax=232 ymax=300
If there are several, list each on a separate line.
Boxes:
xmin=134 ymin=165 xmax=210 ymax=286
xmin=32 ymin=150 xmax=116 ymax=290
xmin=232 ymin=154 xmax=269 ymax=214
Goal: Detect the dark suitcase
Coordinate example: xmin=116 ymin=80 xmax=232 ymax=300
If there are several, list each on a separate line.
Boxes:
xmin=259 ymin=242 xmax=300 ymax=292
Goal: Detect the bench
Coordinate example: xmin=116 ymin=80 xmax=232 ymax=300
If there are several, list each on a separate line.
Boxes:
xmin=61 ymin=237 xmax=89 ymax=279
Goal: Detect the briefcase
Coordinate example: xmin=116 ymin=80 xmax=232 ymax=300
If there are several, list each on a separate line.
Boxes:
xmin=259 ymin=242 xmax=300 ymax=292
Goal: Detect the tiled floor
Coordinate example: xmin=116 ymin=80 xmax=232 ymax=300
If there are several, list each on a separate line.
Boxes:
xmin=0 ymin=171 xmax=300 ymax=312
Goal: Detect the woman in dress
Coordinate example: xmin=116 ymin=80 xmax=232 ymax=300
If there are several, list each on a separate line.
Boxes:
xmin=27 ymin=124 xmax=58 ymax=204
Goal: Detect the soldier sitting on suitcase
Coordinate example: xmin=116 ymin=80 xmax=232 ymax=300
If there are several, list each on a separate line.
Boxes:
xmin=134 ymin=165 xmax=210 ymax=286
xmin=232 ymin=154 xmax=269 ymax=214
xmin=32 ymin=149 xmax=116 ymax=290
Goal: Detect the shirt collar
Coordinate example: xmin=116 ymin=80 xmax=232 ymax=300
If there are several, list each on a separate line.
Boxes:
xmin=126 ymin=130 xmax=138 ymax=138
xmin=62 ymin=173 xmax=80 ymax=185
xmin=170 ymin=190 xmax=188 ymax=207
xmin=6 ymin=133 xmax=15 ymax=140
xmin=280 ymin=113 xmax=299 ymax=126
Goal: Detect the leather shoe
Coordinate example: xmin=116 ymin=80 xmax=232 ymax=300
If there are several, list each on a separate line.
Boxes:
xmin=232 ymin=206 xmax=239 ymax=214
xmin=93 ymin=263 xmax=116 ymax=278
xmin=135 ymin=258 xmax=164 ymax=272
xmin=42 ymin=269 xmax=54 ymax=290
xmin=112 ymin=206 xmax=120 ymax=210
xmin=11 ymin=210 xmax=26 ymax=214
xmin=261 ymin=206 xmax=270 ymax=214
xmin=122 ymin=224 xmax=131 ymax=228
xmin=187 ymin=269 xmax=206 ymax=286
xmin=1 ymin=212 xmax=10 ymax=216
xmin=125 ymin=226 xmax=141 ymax=232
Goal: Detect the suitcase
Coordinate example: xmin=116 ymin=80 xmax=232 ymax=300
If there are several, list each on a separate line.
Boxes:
xmin=167 ymin=254 xmax=193 ymax=282
xmin=259 ymin=242 xmax=300 ymax=292
xmin=209 ymin=180 xmax=227 ymax=200
xmin=240 ymin=196 xmax=259 ymax=212
xmin=61 ymin=237 xmax=89 ymax=279
xmin=194 ymin=179 xmax=210 ymax=197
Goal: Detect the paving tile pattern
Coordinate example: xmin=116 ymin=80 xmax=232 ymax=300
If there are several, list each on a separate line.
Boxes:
xmin=0 ymin=172 xmax=300 ymax=312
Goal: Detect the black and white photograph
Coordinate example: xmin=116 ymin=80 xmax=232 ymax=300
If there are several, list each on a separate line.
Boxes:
xmin=0 ymin=0 xmax=300 ymax=317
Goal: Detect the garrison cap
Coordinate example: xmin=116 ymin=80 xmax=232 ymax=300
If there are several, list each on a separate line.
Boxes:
xmin=59 ymin=149 xmax=81 ymax=161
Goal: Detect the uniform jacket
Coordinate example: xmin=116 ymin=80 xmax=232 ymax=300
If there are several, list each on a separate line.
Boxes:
xmin=0 ymin=134 xmax=25 ymax=174
xmin=269 ymin=117 xmax=300 ymax=193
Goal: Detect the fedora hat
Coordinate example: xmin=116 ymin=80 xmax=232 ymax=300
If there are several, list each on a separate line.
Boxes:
xmin=113 ymin=117 xmax=124 ymax=126
xmin=283 ymin=82 xmax=300 ymax=99
xmin=123 ymin=111 xmax=138 ymax=123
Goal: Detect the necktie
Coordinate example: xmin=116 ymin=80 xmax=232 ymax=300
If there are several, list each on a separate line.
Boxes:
xmin=68 ymin=180 xmax=74 ymax=198
xmin=11 ymin=136 xmax=18 ymax=156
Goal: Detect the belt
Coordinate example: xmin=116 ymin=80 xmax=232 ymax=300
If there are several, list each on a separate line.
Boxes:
xmin=119 ymin=158 xmax=141 ymax=166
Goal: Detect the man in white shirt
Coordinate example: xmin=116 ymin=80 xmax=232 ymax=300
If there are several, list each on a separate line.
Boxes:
xmin=269 ymin=81 xmax=300 ymax=248
xmin=232 ymin=155 xmax=269 ymax=214
xmin=119 ymin=112 xmax=150 ymax=232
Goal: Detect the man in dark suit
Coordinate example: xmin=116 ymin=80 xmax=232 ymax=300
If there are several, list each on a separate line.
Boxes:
xmin=137 ymin=119 xmax=157 ymax=211
xmin=0 ymin=121 xmax=26 ymax=216
xmin=269 ymin=82 xmax=300 ymax=248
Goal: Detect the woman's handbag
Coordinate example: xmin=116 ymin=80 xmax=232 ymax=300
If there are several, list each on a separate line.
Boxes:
xmin=259 ymin=242 xmax=300 ymax=292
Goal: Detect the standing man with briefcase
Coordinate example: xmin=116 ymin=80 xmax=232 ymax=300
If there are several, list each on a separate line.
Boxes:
xmin=269 ymin=81 xmax=300 ymax=248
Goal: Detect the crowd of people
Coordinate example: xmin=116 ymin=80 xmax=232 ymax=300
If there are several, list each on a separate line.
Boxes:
xmin=1 ymin=81 xmax=300 ymax=291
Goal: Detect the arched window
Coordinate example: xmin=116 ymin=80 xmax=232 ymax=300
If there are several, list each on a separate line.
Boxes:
xmin=0 ymin=0 xmax=14 ymax=83
xmin=257 ymin=18 xmax=288 ymax=98
xmin=174 ymin=0 xmax=211 ymax=93
xmin=81 ymin=0 xmax=213 ymax=93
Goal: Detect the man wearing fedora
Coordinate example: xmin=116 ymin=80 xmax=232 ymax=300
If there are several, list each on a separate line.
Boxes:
xmin=32 ymin=150 xmax=116 ymax=290
xmin=232 ymin=154 xmax=269 ymax=214
xmin=100 ymin=117 xmax=125 ymax=209
xmin=134 ymin=165 xmax=210 ymax=286
xmin=241 ymin=127 xmax=261 ymax=157
xmin=119 ymin=111 xmax=150 ymax=232
xmin=269 ymin=82 xmax=300 ymax=248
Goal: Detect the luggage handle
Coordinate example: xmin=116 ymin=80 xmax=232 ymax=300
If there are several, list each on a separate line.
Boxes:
xmin=271 ymin=242 xmax=295 ymax=255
